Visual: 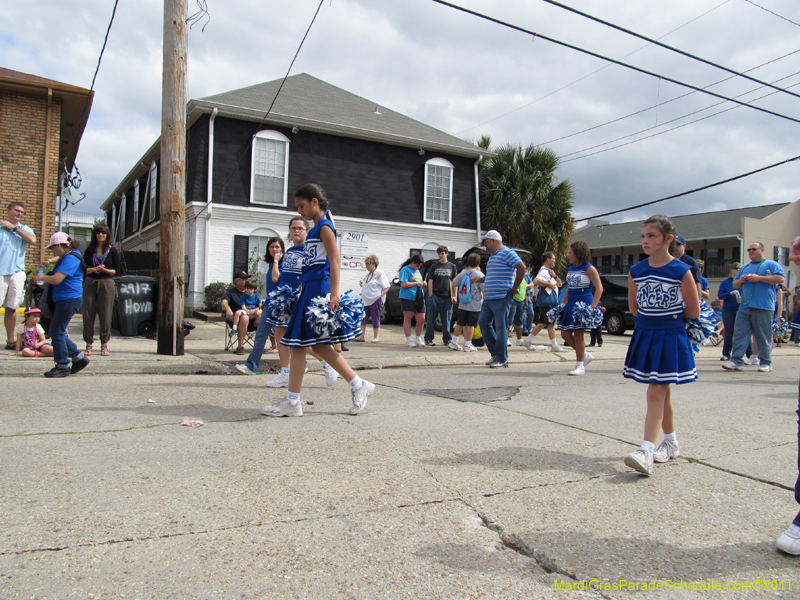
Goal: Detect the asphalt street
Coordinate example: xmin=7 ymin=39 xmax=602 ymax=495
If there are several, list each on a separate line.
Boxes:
xmin=1 ymin=321 xmax=799 ymax=599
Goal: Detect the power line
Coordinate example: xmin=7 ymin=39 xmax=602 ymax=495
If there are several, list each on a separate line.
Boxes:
xmin=430 ymin=0 xmax=800 ymax=124
xmin=560 ymin=74 xmax=800 ymax=162
xmin=580 ymin=154 xmax=800 ymax=221
xmin=541 ymin=48 xmax=800 ymax=146
xmin=743 ymin=0 xmax=800 ymax=27
xmin=541 ymin=0 xmax=800 ymax=100
xmin=455 ymin=0 xmax=732 ymax=135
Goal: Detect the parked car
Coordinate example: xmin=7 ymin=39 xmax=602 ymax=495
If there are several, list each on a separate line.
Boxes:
xmin=382 ymin=246 xmax=532 ymax=327
xmin=599 ymin=274 xmax=634 ymax=335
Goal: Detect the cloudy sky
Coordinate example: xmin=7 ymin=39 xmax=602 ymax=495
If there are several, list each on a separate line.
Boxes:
xmin=3 ymin=0 xmax=799 ymax=223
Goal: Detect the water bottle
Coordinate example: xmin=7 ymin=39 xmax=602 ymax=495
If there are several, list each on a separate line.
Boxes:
xmin=36 ymin=267 xmax=45 ymax=276
xmin=733 ymin=290 xmax=741 ymax=304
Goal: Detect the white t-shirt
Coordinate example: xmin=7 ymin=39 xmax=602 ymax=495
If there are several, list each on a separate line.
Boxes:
xmin=16 ymin=322 xmax=45 ymax=346
xmin=361 ymin=268 xmax=390 ymax=306
xmin=535 ymin=265 xmax=559 ymax=299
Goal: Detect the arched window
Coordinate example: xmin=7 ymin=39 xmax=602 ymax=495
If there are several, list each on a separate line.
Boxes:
xmin=424 ymin=157 xmax=453 ymax=224
xmin=251 ymin=130 xmax=290 ymax=206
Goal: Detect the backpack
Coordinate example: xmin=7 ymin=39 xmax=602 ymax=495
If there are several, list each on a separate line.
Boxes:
xmin=457 ymin=271 xmax=473 ymax=303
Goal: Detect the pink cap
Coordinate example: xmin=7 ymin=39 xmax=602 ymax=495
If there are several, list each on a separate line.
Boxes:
xmin=45 ymin=231 xmax=71 ymax=248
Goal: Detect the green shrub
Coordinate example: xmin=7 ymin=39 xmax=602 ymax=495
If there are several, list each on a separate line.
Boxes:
xmin=204 ymin=281 xmax=230 ymax=311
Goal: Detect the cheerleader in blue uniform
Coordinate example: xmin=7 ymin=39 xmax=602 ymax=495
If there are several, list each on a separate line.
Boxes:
xmin=556 ymin=241 xmax=603 ymax=376
xmin=251 ymin=216 xmax=338 ymax=390
xmin=262 ymin=184 xmax=374 ymax=417
xmin=622 ymin=215 xmax=700 ymax=476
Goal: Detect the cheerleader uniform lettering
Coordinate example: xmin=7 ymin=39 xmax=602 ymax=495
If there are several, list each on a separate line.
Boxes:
xmin=265 ymin=245 xmax=304 ymax=328
xmin=623 ymin=258 xmax=697 ymax=385
xmin=280 ymin=216 xmax=361 ymax=347
xmin=556 ymin=263 xmax=593 ymax=330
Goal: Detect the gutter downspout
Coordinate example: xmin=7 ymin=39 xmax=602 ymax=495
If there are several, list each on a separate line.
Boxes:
xmin=474 ymin=155 xmax=483 ymax=244
xmin=41 ymin=88 xmax=53 ymax=262
xmin=203 ymin=108 xmax=218 ymax=301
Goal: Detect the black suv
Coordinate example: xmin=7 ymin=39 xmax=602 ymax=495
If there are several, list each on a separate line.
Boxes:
xmin=599 ymin=274 xmax=635 ymax=335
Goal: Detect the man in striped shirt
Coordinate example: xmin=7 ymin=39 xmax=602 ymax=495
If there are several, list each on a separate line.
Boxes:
xmin=477 ymin=230 xmax=526 ymax=368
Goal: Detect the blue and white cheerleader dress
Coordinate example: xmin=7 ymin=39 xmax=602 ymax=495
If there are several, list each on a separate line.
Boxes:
xmin=280 ymin=214 xmax=362 ymax=347
xmin=623 ymin=258 xmax=697 ymax=385
xmin=557 ymin=262 xmax=594 ymax=330
xmin=265 ymin=244 xmax=304 ymax=328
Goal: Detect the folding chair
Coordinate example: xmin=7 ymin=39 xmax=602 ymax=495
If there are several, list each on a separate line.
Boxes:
xmin=224 ymin=317 xmax=257 ymax=351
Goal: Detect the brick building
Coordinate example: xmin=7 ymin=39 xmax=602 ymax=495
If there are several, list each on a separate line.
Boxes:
xmin=102 ymin=74 xmax=491 ymax=310
xmin=0 ymin=67 xmax=93 ymax=270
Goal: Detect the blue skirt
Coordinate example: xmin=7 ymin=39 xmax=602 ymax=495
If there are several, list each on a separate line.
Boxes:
xmin=280 ymin=278 xmax=362 ymax=348
xmin=623 ymin=322 xmax=697 ymax=385
xmin=556 ymin=293 xmax=592 ymax=330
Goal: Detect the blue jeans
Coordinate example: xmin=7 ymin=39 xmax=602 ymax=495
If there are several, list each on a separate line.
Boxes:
xmin=523 ymin=300 xmax=534 ymax=334
xmin=50 ymin=297 xmax=83 ymax=368
xmin=731 ymin=306 xmax=772 ymax=366
xmin=479 ymin=297 xmax=512 ymax=363
xmin=425 ymin=295 xmax=453 ymax=344
xmin=508 ymin=299 xmax=525 ymax=329
xmin=721 ymin=311 xmax=751 ymax=359
xmin=245 ymin=314 xmax=274 ymax=373
xmin=794 ymin=380 xmax=800 ymax=527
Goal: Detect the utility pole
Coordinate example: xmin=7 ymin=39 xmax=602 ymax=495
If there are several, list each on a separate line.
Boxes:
xmin=157 ymin=0 xmax=187 ymax=355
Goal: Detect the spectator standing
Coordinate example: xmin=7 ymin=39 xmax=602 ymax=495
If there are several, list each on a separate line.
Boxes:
xmin=424 ymin=246 xmax=457 ymax=347
xmin=356 ymin=254 xmax=390 ymax=343
xmin=476 ymin=230 xmax=525 ymax=368
xmin=556 ymin=242 xmax=603 ymax=376
xmin=34 ymin=232 xmax=89 ymax=378
xmin=81 ymin=223 xmax=121 ymax=357
xmin=717 ymin=262 xmax=753 ymax=361
xmin=510 ymin=272 xmax=529 ymax=345
xmin=672 ymin=235 xmax=702 ymax=298
xmin=1 ymin=202 xmax=36 ymax=350
xmin=264 ymin=237 xmax=285 ymax=354
xmin=450 ymin=253 xmax=483 ymax=351
xmin=399 ymin=255 xmax=426 ymax=348
xmin=521 ymin=252 xmax=565 ymax=353
xmin=522 ymin=272 xmax=535 ymax=335
xmin=722 ymin=242 xmax=784 ymax=373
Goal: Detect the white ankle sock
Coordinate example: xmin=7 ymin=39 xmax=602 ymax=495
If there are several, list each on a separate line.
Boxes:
xmin=575 ymin=361 xmax=584 ymax=367
xmin=286 ymin=391 xmax=301 ymax=405
xmin=641 ymin=441 xmax=655 ymax=453
xmin=320 ymin=360 xmax=329 ymax=368
xmin=349 ymin=375 xmax=363 ymax=390
xmin=663 ymin=432 xmax=677 ymax=442
xmin=550 ymin=338 xmax=558 ymax=347
xmin=280 ymin=367 xmax=289 ymax=375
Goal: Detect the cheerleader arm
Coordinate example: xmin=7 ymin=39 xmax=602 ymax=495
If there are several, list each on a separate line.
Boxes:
xmin=586 ymin=264 xmax=603 ymax=310
xmin=681 ymin=271 xmax=700 ymax=319
xmin=628 ymin=273 xmax=638 ymax=318
xmin=320 ymin=224 xmax=340 ymax=311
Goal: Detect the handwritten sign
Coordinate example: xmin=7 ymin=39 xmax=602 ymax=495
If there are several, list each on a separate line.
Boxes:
xmin=340 ymin=231 xmax=369 ymax=270
xmin=118 ymin=281 xmax=155 ymax=315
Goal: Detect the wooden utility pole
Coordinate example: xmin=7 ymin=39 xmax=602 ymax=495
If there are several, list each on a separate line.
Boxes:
xmin=157 ymin=0 xmax=187 ymax=355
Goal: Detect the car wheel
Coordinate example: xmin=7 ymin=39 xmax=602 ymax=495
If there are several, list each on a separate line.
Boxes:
xmin=605 ymin=310 xmax=626 ymax=335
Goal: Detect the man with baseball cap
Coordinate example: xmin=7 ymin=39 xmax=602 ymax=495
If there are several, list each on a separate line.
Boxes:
xmin=221 ymin=271 xmax=253 ymax=354
xmin=1 ymin=202 xmax=37 ymax=349
xmin=672 ymin=235 xmax=702 ymax=297
xmin=476 ymin=230 xmax=526 ymax=368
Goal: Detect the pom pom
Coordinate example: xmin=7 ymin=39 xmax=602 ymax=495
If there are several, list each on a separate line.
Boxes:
xmin=773 ymin=315 xmax=788 ymax=335
xmin=546 ymin=303 xmax=564 ymax=324
xmin=571 ymin=301 xmax=603 ymax=329
xmin=684 ymin=314 xmax=716 ymax=346
xmin=306 ymin=290 xmax=365 ymax=337
xmin=267 ymin=285 xmax=300 ymax=321
xmin=336 ymin=290 xmax=365 ymax=329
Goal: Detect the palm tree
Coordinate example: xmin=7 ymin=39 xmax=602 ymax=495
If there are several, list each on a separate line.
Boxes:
xmin=479 ymin=138 xmax=575 ymax=270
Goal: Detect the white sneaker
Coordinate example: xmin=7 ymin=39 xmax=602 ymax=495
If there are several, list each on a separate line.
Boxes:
xmin=405 ymin=339 xmax=417 ymax=348
xmin=515 ymin=339 xmax=526 ymax=346
xmin=745 ymin=356 xmax=759 ymax=365
xmin=265 ymin=371 xmax=290 ymax=388
xmin=624 ymin=448 xmax=653 ymax=475
xmin=350 ymin=380 xmax=375 ymax=415
xmin=721 ymin=361 xmax=743 ymax=371
xmin=521 ymin=338 xmax=534 ymax=350
xmin=568 ymin=365 xmax=585 ymax=376
xmin=463 ymin=343 xmax=478 ymax=352
xmin=323 ymin=364 xmax=339 ymax=386
xmin=506 ymin=339 xmax=511 ymax=347
xmin=235 ymin=364 xmax=256 ymax=375
xmin=583 ymin=352 xmax=594 ymax=366
xmin=776 ymin=524 xmax=800 ymax=555
xmin=415 ymin=338 xmax=425 ymax=347
xmin=549 ymin=344 xmax=566 ymax=353
xmin=758 ymin=364 xmax=774 ymax=372
xmin=448 ymin=341 xmax=462 ymax=351
xmin=653 ymin=439 xmax=680 ymax=463
xmin=261 ymin=397 xmax=303 ymax=417
xmin=485 ymin=356 xmax=496 ymax=366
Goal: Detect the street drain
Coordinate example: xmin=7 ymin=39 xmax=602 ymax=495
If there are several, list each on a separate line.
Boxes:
xmin=413 ymin=386 xmax=519 ymax=403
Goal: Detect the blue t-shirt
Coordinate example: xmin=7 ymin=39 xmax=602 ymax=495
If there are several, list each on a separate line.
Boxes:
xmin=484 ymin=245 xmax=523 ymax=300
xmin=240 ymin=292 xmax=261 ymax=309
xmin=699 ymin=275 xmax=709 ymax=291
xmin=300 ymin=216 xmax=334 ymax=284
xmin=630 ymin=257 xmax=691 ymax=327
xmin=735 ymin=259 xmax=784 ymax=311
xmin=278 ymin=245 xmax=304 ymax=289
xmin=0 ymin=223 xmax=34 ymax=275
xmin=717 ymin=276 xmax=740 ymax=314
xmin=399 ymin=265 xmax=423 ymax=301
xmin=52 ymin=250 xmax=84 ymax=301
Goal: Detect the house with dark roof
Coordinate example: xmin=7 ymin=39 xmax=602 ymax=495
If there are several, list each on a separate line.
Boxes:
xmin=101 ymin=74 xmax=490 ymax=310
xmin=572 ymin=200 xmax=800 ymax=296
xmin=0 ymin=67 xmax=93 ymax=269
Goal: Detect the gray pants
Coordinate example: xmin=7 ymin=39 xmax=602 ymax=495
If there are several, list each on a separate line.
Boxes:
xmin=82 ymin=278 xmax=116 ymax=345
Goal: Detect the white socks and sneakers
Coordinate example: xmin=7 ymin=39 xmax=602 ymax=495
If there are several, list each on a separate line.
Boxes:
xmin=625 ymin=433 xmax=680 ymax=475
xmin=568 ymin=352 xmax=593 ymax=376
xmin=521 ymin=335 xmax=563 ymax=352
xmin=261 ymin=374 xmax=374 ymax=417
xmin=406 ymin=336 xmax=425 ymax=348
